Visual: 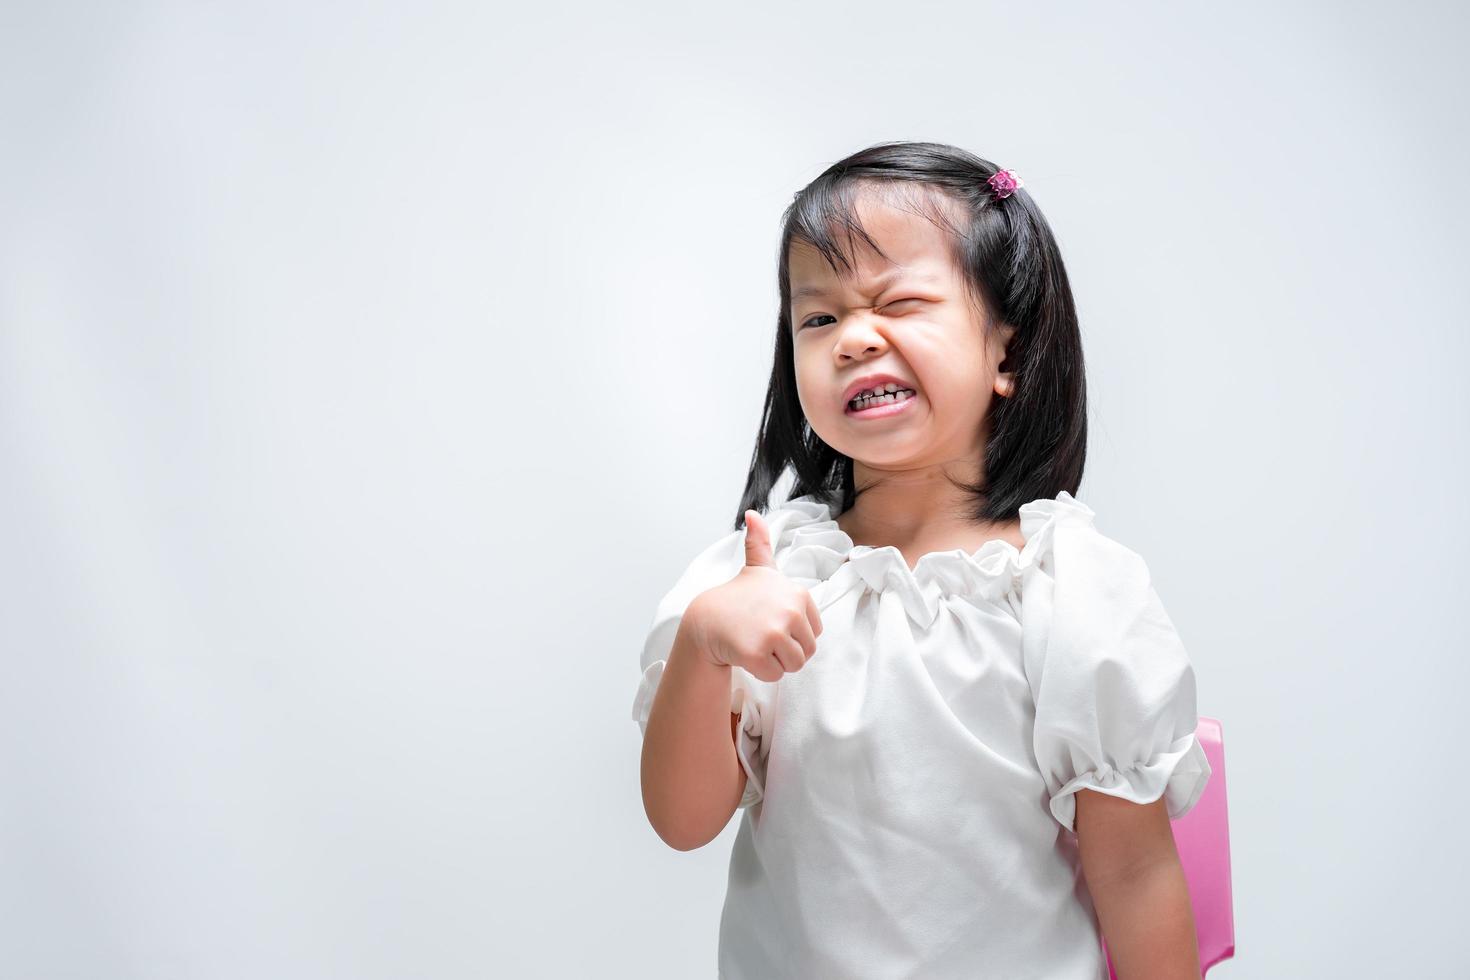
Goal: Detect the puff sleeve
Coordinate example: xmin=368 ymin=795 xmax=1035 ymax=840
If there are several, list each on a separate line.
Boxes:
xmin=629 ymin=523 xmax=779 ymax=810
xmin=1020 ymin=518 xmax=1211 ymax=835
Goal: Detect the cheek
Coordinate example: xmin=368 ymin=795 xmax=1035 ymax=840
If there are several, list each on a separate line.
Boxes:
xmin=920 ymin=337 xmax=987 ymax=392
xmin=791 ymin=356 xmax=827 ymax=414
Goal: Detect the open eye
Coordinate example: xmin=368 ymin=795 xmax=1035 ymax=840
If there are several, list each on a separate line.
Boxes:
xmin=800 ymin=314 xmax=836 ymax=329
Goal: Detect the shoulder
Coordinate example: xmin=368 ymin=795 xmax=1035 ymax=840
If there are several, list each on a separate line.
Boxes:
xmin=1017 ymin=496 xmax=1183 ymax=658
xmin=653 ymin=523 xmax=747 ymax=615
xmin=653 ymin=489 xmax=852 ymax=616
xmin=652 ymin=494 xmax=831 ymax=605
xmin=1016 ymin=492 xmax=1152 ymax=582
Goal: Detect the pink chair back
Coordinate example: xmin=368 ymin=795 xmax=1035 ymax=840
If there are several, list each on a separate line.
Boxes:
xmin=1103 ymin=717 xmax=1234 ymax=978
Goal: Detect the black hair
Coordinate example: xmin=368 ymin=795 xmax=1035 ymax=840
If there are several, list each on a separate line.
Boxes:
xmin=733 ymin=140 xmax=1087 ymax=531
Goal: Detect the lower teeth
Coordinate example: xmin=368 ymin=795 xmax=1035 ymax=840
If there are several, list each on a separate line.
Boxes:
xmin=852 ymin=390 xmax=914 ymax=411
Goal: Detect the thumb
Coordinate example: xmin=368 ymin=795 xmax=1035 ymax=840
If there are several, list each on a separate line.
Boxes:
xmin=743 ymin=509 xmax=777 ymax=569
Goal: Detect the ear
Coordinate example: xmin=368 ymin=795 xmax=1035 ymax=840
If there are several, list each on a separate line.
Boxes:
xmin=993 ymin=322 xmax=1018 ymax=397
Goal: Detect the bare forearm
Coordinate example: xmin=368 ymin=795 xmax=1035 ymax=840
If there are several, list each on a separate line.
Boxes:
xmin=1089 ymin=856 xmax=1200 ymax=980
xmin=639 ymin=609 xmax=744 ymax=850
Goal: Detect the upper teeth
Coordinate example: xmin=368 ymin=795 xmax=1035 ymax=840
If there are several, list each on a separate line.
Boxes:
xmin=850 ymin=383 xmax=915 ymax=405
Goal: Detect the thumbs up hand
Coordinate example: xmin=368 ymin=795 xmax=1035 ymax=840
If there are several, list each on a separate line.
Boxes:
xmin=685 ymin=509 xmax=825 ymax=682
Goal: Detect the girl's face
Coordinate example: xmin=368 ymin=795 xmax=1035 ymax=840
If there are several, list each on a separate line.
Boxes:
xmin=788 ymin=187 xmax=1015 ymax=473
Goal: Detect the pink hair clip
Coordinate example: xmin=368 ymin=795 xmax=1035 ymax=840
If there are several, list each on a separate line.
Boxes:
xmin=987 ymin=168 xmax=1024 ymax=201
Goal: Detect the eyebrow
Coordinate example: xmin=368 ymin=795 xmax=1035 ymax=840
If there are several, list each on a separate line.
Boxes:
xmin=791 ymin=270 xmax=940 ymax=303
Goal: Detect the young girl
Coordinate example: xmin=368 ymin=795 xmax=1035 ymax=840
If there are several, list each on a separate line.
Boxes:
xmin=632 ymin=141 xmax=1211 ymax=979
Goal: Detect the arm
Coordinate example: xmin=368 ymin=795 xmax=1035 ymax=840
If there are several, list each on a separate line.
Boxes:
xmin=638 ymin=598 xmax=746 ymax=851
xmin=1076 ymin=789 xmax=1201 ymax=980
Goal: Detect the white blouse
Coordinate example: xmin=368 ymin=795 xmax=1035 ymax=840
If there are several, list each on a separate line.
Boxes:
xmin=631 ymin=488 xmax=1211 ymax=980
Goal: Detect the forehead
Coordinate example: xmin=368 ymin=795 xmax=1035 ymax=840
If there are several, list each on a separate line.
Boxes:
xmin=788 ymin=184 xmax=961 ymax=295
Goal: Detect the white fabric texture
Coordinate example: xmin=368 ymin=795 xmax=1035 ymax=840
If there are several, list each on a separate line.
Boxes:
xmin=630 ymin=489 xmax=1211 ymax=979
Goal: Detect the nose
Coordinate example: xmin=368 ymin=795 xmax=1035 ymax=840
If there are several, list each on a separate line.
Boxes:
xmin=834 ymin=315 xmax=889 ymax=361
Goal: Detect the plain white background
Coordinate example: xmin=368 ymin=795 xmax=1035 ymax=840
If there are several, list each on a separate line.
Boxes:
xmin=2 ymin=2 xmax=1466 ymax=977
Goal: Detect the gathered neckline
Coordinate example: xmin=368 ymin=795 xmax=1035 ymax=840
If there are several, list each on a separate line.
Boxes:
xmin=837 ymin=520 xmax=1028 ymax=575
xmin=765 ymin=487 xmax=1098 ymax=627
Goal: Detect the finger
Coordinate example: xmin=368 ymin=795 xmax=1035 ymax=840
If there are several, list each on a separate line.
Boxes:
xmin=757 ymin=652 xmax=784 ymax=683
xmin=789 ymin=605 xmax=817 ymax=659
xmin=743 ymin=510 xmax=776 ymax=569
xmin=803 ymin=589 xmax=824 ymax=640
xmin=770 ymin=632 xmax=806 ymax=673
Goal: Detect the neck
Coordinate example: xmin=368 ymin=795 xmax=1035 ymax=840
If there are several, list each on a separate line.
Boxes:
xmin=836 ymin=460 xmax=1009 ymax=549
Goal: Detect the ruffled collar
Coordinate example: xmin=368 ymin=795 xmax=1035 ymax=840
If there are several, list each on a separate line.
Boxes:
xmin=767 ymin=487 xmax=1097 ymax=629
